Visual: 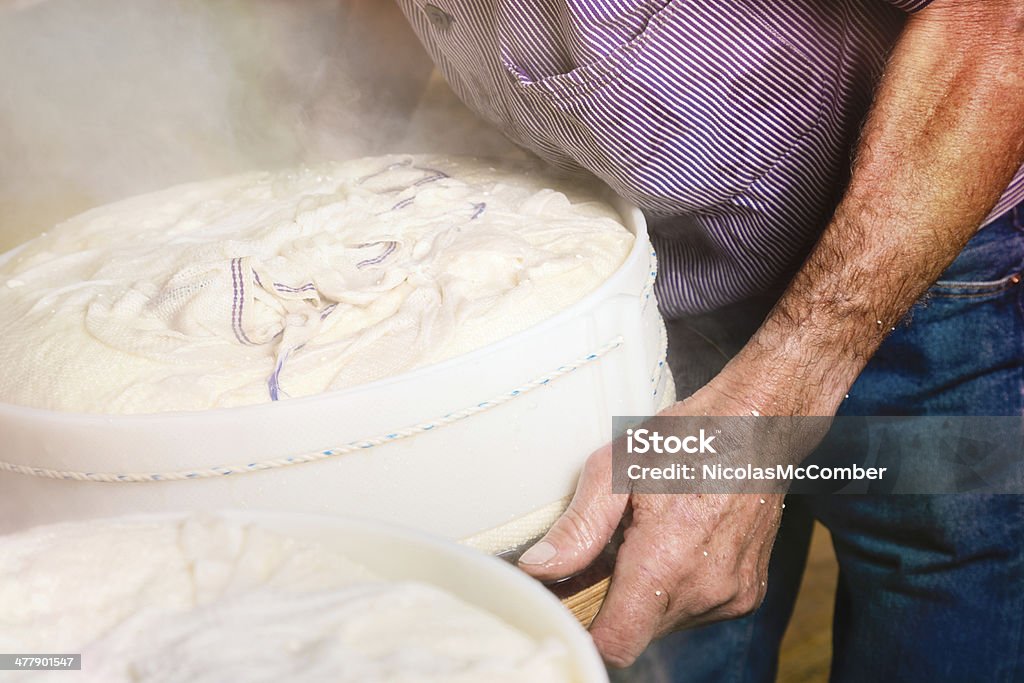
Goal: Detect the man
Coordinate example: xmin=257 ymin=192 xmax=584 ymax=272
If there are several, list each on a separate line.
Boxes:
xmin=393 ymin=1 xmax=1024 ymax=680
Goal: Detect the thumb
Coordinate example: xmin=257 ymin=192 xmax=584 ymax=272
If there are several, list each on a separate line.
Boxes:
xmin=518 ymin=444 xmax=628 ymax=581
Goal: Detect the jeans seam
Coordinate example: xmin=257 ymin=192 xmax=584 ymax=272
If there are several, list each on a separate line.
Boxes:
xmin=928 ymin=285 xmax=1020 ymax=299
xmin=929 ymin=269 xmax=1023 ymax=299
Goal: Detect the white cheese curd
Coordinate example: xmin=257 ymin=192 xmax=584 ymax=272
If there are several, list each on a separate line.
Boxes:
xmin=0 ymin=155 xmax=632 ymax=414
xmin=0 ymin=516 xmax=571 ymax=683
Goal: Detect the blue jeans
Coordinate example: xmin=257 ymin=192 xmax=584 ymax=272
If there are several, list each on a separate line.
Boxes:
xmin=616 ymin=204 xmax=1024 ymax=682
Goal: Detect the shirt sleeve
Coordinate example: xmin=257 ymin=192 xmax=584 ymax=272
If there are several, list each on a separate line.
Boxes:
xmin=882 ymin=0 xmax=934 ymax=12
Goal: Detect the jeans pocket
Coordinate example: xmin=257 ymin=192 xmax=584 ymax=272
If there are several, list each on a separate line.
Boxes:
xmin=928 ymin=270 xmax=1023 ymax=299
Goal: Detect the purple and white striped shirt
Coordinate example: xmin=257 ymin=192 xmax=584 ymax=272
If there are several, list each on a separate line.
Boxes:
xmin=398 ymin=0 xmax=1024 ymax=316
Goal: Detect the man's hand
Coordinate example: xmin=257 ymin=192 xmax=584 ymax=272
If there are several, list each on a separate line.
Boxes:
xmin=524 ymin=0 xmax=1024 ymax=668
xmin=519 ymin=381 xmax=789 ymax=668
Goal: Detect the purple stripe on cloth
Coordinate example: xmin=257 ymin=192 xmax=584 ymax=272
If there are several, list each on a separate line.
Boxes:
xmin=230 ymin=258 xmax=258 ymax=346
xmin=267 ymin=348 xmax=291 ymax=401
xmin=320 ymin=302 xmax=338 ymax=320
xmin=272 ymin=282 xmax=317 ymax=294
xmin=413 ymin=173 xmax=448 ymax=186
xmin=356 ymin=241 xmax=398 ymax=268
xmin=398 ymin=0 xmax=1020 ymax=316
xmin=987 ymin=166 xmax=1024 ymax=223
xmin=411 ymin=166 xmax=451 ymax=186
xmin=884 ymin=0 xmax=934 ymax=11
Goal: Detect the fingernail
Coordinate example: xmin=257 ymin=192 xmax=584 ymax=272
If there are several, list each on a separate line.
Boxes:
xmin=518 ymin=540 xmax=557 ymax=566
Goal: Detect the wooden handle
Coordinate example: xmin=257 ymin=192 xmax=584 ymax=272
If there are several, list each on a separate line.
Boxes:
xmin=506 ymin=527 xmax=622 ymax=628
xmin=561 ymin=576 xmax=611 ymax=628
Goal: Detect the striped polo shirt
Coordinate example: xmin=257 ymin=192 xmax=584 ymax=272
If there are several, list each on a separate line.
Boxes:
xmin=398 ymin=0 xmax=1024 ymax=316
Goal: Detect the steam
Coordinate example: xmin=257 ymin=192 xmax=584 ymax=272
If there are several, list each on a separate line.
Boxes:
xmin=0 ymin=0 xmax=522 ymax=251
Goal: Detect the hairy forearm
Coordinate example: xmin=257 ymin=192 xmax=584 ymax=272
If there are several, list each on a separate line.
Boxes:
xmin=720 ymin=0 xmax=1024 ymax=417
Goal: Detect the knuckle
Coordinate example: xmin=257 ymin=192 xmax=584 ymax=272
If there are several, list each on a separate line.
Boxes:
xmin=696 ymin=580 xmax=741 ymax=614
xmin=592 ymin=626 xmax=641 ymax=669
xmin=719 ymin=587 xmax=762 ymax=620
xmin=560 ymin=505 xmax=601 ymax=548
